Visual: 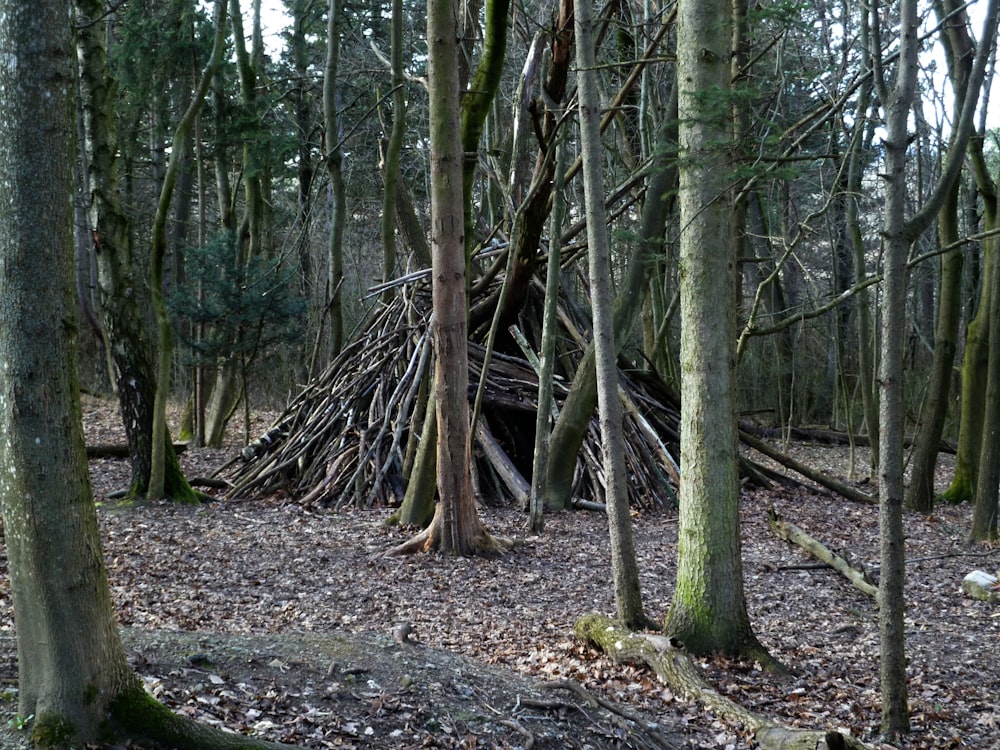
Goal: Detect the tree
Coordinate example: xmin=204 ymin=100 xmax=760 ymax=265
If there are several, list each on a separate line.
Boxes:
xmin=323 ymin=0 xmax=347 ymax=356
xmin=390 ymin=0 xmax=504 ymax=555
xmin=662 ymin=0 xmax=764 ymax=658
xmin=75 ymin=0 xmax=202 ymax=503
xmin=870 ymin=0 xmax=998 ymax=733
xmin=574 ymin=0 xmax=647 ymax=628
xmin=0 ymin=6 xmax=298 ymax=748
xmin=148 ymin=0 xmax=228 ymax=501
xmin=908 ymin=0 xmax=986 ymax=512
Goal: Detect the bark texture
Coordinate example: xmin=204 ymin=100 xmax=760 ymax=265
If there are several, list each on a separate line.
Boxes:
xmin=664 ymin=0 xmax=759 ymax=657
xmin=575 ymin=0 xmax=646 ymax=627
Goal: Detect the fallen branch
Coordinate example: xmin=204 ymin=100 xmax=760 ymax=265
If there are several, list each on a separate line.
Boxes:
xmin=87 ymin=442 xmax=187 ymax=458
xmin=768 ymin=506 xmax=878 ymax=599
xmin=739 ymin=429 xmax=875 ymax=505
xmin=574 ymin=613 xmax=871 ymax=750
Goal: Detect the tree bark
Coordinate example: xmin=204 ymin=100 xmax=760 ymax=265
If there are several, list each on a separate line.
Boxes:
xmin=75 ymin=0 xmax=199 ymax=503
xmin=575 ymin=0 xmax=647 ymax=628
xmin=663 ymin=0 xmax=763 ymax=658
xmin=324 ymin=0 xmax=346 ymax=356
xmin=390 ymin=0 xmax=504 ymax=556
xmin=148 ymin=0 xmax=227 ymax=502
xmin=0 ymin=10 xmax=297 ymax=747
xmin=872 ymin=0 xmax=918 ymax=732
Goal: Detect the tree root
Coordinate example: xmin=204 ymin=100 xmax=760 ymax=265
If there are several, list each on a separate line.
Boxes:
xmin=385 ymin=511 xmax=512 ymax=556
xmin=574 ymin=613 xmax=872 ymax=750
xmin=537 ymin=679 xmax=683 ymax=750
xmin=109 ymin=684 xmax=302 ymax=750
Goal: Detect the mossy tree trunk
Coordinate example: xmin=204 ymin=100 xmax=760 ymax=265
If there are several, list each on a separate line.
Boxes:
xmin=971 ymin=230 xmax=1000 ymax=542
xmin=148 ymin=0 xmax=227 ymax=502
xmin=924 ymin=0 xmax=998 ymax=503
xmin=75 ymin=0 xmax=199 ymax=503
xmin=662 ymin=0 xmax=765 ymax=658
xmin=0 ymin=12 xmax=295 ymax=747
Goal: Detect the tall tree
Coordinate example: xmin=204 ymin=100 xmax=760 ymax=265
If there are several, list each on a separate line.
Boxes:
xmin=574 ymin=0 xmax=646 ymax=628
xmin=908 ymin=0 xmax=980 ymax=512
xmin=75 ymin=0 xmax=201 ymax=503
xmin=147 ymin=0 xmax=228 ymax=501
xmin=390 ymin=0 xmax=504 ymax=555
xmin=0 ymin=5 xmax=297 ymax=747
xmin=323 ymin=0 xmax=347 ymax=356
xmin=662 ymin=0 xmax=764 ymax=658
xmin=870 ymin=0 xmax=998 ymax=733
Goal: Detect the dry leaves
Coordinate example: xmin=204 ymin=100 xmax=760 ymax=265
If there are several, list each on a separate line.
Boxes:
xmin=0 ymin=397 xmax=997 ymax=749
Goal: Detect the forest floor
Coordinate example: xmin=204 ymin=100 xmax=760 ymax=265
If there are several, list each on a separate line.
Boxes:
xmin=0 ymin=394 xmax=998 ymax=749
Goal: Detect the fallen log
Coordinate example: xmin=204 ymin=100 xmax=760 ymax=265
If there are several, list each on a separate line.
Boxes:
xmin=739 ymin=430 xmax=875 ymax=505
xmin=574 ymin=614 xmax=871 ymax=750
xmin=87 ymin=442 xmax=188 ymax=458
xmin=767 ymin=507 xmax=878 ymax=599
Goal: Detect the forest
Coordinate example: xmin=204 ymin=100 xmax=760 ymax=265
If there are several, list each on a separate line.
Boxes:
xmin=0 ymin=0 xmax=999 ymax=748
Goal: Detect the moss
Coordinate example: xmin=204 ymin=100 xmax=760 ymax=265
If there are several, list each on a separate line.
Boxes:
xmin=106 ymin=684 xmax=288 ymax=750
xmin=938 ymin=470 xmax=973 ymax=505
xmin=83 ymin=684 xmax=99 ymax=705
xmin=29 ymin=712 xmax=75 ymax=748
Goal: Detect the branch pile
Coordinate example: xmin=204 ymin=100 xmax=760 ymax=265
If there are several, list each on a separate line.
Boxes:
xmin=224 ymin=276 xmax=686 ymax=510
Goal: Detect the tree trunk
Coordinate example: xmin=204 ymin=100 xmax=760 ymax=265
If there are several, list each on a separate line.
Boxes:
xmin=529 ymin=126 xmax=569 ymax=534
xmin=907 ymin=180 xmax=963 ymax=512
xmin=0 ymin=11 xmax=297 ymax=747
xmin=75 ymin=0 xmax=199 ymax=503
xmin=148 ymin=0 xmax=227 ymax=502
xmin=970 ymin=231 xmax=1000 ymax=541
xmin=873 ymin=0 xmax=917 ymax=732
xmin=391 ymin=0 xmax=503 ymax=557
xmin=663 ymin=0 xmax=764 ymax=659
xmin=324 ymin=0 xmax=346 ymax=356
xmin=873 ymin=0 xmax=998 ymax=733
xmin=575 ymin=0 xmax=646 ymax=628
xmin=380 ymin=0 xmax=406 ymax=298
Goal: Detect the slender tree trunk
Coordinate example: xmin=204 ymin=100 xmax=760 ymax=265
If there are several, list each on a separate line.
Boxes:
xmin=380 ymin=0 xmax=406 ymax=298
xmin=907 ymin=180 xmax=963 ymax=512
xmin=529 ymin=125 xmax=569 ymax=534
xmin=873 ymin=0 xmax=997 ymax=732
xmin=391 ymin=0 xmax=502 ymax=557
xmin=575 ymin=0 xmax=646 ymax=628
xmin=324 ymin=0 xmax=346 ymax=356
xmin=971 ymin=231 xmax=1000 ymax=541
xmin=148 ymin=0 xmax=227 ymax=502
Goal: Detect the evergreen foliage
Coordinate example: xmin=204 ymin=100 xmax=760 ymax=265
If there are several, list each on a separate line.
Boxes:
xmin=169 ymin=232 xmax=306 ymax=372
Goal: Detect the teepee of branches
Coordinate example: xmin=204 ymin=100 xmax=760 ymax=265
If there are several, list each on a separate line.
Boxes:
xmin=224 ymin=266 xmax=693 ymax=512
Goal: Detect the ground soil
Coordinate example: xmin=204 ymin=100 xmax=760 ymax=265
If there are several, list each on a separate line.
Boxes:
xmin=0 ymin=395 xmax=997 ymax=749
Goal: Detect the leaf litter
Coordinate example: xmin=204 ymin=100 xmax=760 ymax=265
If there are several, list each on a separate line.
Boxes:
xmin=0 ymin=396 xmax=995 ymax=749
